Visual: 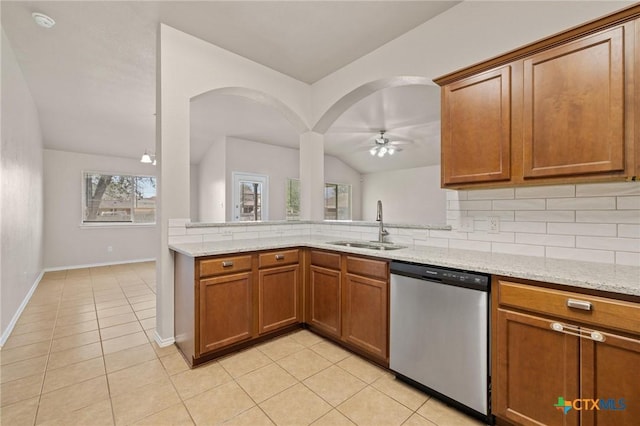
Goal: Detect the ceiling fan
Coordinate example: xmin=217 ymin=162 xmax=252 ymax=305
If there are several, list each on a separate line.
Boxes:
xmin=368 ymin=131 xmax=410 ymax=157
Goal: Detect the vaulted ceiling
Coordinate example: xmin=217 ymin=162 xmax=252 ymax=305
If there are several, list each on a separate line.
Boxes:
xmin=3 ymin=1 xmax=461 ymax=173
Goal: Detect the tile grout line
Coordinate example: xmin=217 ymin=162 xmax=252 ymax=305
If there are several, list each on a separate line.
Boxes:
xmin=32 ymin=275 xmax=65 ymax=426
xmin=91 ymin=269 xmax=117 ymax=426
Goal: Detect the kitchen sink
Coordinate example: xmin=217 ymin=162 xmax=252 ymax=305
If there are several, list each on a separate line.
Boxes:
xmin=327 ymin=241 xmax=407 ymax=251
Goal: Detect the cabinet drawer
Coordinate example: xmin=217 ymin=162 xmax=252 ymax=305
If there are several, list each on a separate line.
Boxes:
xmin=310 ymin=250 xmax=341 ymax=270
xmin=498 ymin=280 xmax=640 ymax=335
xmin=199 ymin=255 xmax=252 ymax=277
xmin=259 ymin=249 xmax=299 ymax=268
xmin=346 ymin=256 xmax=388 ymax=280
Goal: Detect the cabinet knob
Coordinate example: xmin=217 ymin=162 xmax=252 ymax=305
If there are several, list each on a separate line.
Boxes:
xmin=275 ymin=254 xmax=285 ymax=260
xmin=567 ymin=299 xmax=592 ymax=311
xmin=222 ymin=261 xmax=234 ymax=268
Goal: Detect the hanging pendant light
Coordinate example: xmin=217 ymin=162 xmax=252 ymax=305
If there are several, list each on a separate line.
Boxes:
xmin=140 ymin=150 xmax=153 ymax=163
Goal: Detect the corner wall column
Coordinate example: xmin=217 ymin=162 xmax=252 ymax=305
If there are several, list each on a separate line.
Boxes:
xmin=155 ymin=25 xmax=191 ymax=347
xmin=299 ymin=131 xmax=325 ymax=220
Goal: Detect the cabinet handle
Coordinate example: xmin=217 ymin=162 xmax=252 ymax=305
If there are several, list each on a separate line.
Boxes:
xmin=221 ymin=261 xmax=234 ymax=268
xmin=275 ymin=254 xmax=285 ymax=260
xmin=550 ymin=322 xmax=605 ymax=342
xmin=567 ymin=299 xmax=592 ymax=311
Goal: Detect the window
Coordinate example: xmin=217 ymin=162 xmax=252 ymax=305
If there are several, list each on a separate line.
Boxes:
xmin=324 ymin=183 xmax=351 ymax=220
xmin=83 ymin=172 xmax=156 ymax=224
xmin=284 ymin=179 xmax=352 ymax=220
xmin=285 ymin=178 xmax=301 ymax=220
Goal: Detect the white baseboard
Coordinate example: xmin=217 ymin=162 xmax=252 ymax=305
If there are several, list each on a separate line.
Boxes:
xmin=44 ymin=258 xmax=156 ymax=272
xmin=154 ymin=330 xmax=175 ymax=348
xmin=1 ymin=258 xmax=156 ymax=347
xmin=0 ymin=270 xmax=45 ymax=347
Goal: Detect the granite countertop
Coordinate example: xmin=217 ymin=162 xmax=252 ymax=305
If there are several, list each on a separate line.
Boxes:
xmin=186 ymin=220 xmax=452 ymax=230
xmin=169 ymin=235 xmax=640 ymax=297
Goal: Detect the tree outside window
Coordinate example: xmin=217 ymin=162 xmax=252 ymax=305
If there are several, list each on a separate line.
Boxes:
xmin=285 ymin=178 xmax=301 ymax=220
xmin=83 ymin=172 xmax=156 ymax=224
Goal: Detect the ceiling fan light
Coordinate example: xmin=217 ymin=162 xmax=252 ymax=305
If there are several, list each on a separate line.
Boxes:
xmin=388 ymin=147 xmax=395 ymax=155
xmin=369 ymin=147 xmax=377 ymax=156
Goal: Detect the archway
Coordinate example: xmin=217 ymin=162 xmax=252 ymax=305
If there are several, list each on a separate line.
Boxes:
xmin=313 ymin=76 xmax=434 ymax=134
xmin=189 ymin=87 xmax=309 ymax=222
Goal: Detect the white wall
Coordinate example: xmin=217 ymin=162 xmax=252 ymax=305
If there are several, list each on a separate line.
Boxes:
xmin=193 ymin=138 xmax=363 ymax=222
xmin=196 ymin=136 xmax=226 ymax=222
xmin=225 ymin=137 xmax=299 ymax=221
xmin=1 ymin=30 xmax=44 ymax=340
xmin=158 ymin=24 xmax=313 ymax=343
xmin=43 ymin=149 xmax=158 ymax=269
xmin=189 ymin=163 xmax=199 ymax=222
xmin=362 ymin=166 xmax=445 ymax=224
xmin=310 ymin=1 xmax=632 ymax=125
xmin=325 ymin=155 xmax=362 ymax=220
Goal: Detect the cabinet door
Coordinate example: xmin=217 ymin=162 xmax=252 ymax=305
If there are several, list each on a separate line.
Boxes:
xmin=523 ymin=27 xmax=625 ymax=178
xmin=198 ymin=272 xmax=252 ymax=355
xmin=581 ymin=331 xmax=640 ymax=426
xmin=494 ymin=309 xmax=580 ymax=426
xmin=442 ymin=66 xmax=511 ymax=185
xmin=309 ymin=265 xmax=341 ymax=338
xmin=342 ymin=273 xmax=388 ymax=360
xmin=258 ymin=264 xmax=299 ymax=334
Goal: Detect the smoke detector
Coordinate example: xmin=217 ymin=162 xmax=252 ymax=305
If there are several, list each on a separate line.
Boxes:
xmin=32 ymin=12 xmax=55 ymax=29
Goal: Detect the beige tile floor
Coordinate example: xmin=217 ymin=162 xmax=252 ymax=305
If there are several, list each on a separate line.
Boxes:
xmin=0 ymin=262 xmax=485 ymax=426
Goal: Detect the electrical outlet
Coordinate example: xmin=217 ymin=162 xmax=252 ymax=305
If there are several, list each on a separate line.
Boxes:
xmin=488 ymin=217 xmax=500 ymax=233
xmin=107 ymin=246 xmax=113 ymax=252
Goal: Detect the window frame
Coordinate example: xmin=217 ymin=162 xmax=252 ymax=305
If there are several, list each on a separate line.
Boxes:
xmin=324 ymin=182 xmax=352 ymax=221
xmin=80 ymin=170 xmax=157 ymax=227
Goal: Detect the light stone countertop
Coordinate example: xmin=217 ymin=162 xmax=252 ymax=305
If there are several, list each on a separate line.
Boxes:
xmin=186 ymin=220 xmax=452 ymax=230
xmin=169 ymin=235 xmax=640 ymax=297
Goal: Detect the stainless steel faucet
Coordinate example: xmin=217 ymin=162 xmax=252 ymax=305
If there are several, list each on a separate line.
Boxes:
xmin=376 ymin=200 xmax=389 ymax=243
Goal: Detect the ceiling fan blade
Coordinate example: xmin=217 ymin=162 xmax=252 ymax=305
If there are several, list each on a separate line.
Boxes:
xmin=325 ymin=126 xmax=382 ymax=134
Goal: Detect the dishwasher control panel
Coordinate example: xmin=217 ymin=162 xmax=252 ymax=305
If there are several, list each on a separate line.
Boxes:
xmin=390 ymin=262 xmax=489 ymax=291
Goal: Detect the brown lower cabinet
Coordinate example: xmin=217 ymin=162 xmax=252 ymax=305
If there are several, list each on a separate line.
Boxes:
xmin=307 ymin=250 xmax=389 ymax=365
xmin=174 ymin=249 xmax=302 ymax=366
xmin=342 ymin=273 xmax=388 ymax=361
xmin=308 ymin=264 xmax=342 ymax=338
xmin=493 ymin=278 xmax=640 ymax=426
xmin=258 ymin=263 xmax=300 ymax=334
xmin=175 ymin=247 xmax=389 ymax=367
xmin=199 ymin=272 xmax=253 ymax=354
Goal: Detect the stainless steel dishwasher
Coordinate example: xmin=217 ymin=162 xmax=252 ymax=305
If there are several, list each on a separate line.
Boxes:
xmin=390 ymin=261 xmax=491 ymax=423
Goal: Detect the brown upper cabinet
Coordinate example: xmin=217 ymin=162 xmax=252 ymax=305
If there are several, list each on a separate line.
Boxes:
xmin=435 ymin=5 xmax=640 ymax=189
xmin=522 ymin=26 xmax=625 ymax=178
xmin=441 ymin=65 xmax=512 ymax=185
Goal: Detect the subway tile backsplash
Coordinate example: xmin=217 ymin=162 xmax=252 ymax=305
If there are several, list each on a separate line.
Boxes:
xmin=168 ymin=182 xmax=639 ymax=268
xmin=448 ymin=182 xmax=640 ymax=266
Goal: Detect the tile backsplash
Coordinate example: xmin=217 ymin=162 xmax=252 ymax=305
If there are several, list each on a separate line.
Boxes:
xmin=168 ymin=182 xmax=639 ymax=267
xmin=446 ymin=182 xmax=639 ymax=266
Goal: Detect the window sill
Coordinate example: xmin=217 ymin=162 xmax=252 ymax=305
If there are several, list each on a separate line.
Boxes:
xmin=79 ymin=223 xmax=157 ymax=230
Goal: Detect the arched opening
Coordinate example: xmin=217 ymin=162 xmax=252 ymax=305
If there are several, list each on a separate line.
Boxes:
xmin=313 ymin=77 xmax=446 ymax=225
xmin=313 ymin=76 xmax=434 ymax=134
xmin=189 ymin=87 xmax=308 ymax=223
